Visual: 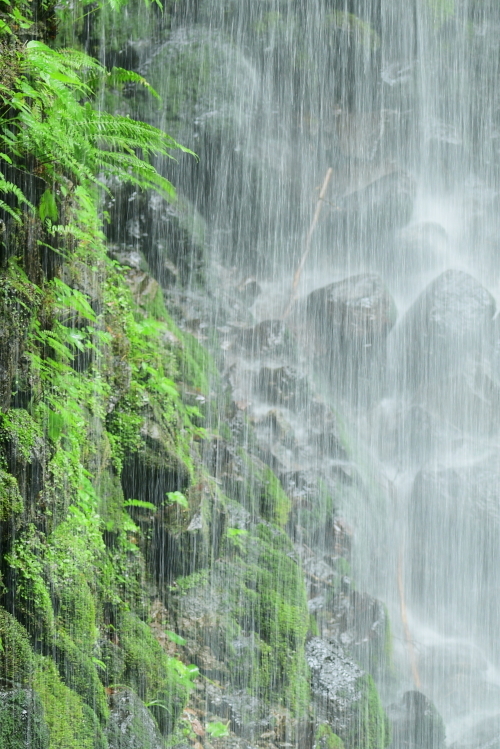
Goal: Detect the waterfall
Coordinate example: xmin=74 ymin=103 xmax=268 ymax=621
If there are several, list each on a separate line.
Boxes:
xmin=123 ymin=1 xmax=500 ymax=745
xmin=2 ymin=1 xmax=500 ymax=747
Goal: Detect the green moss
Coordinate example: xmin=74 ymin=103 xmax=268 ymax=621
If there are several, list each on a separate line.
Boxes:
xmin=34 ymin=656 xmax=104 ymax=749
xmin=119 ymin=611 xmax=191 ymax=734
xmin=5 ymin=526 xmax=55 ymax=638
xmin=47 ymin=513 xmax=102 ymax=650
xmin=175 ymin=522 xmax=310 ymax=715
xmin=0 ymin=408 xmax=41 ymax=463
xmin=53 ymin=632 xmax=109 ymax=722
xmin=173 ymin=568 xmax=210 ymax=594
xmin=0 ymin=688 xmax=49 ymax=749
xmin=234 ymin=452 xmax=291 ymax=527
xmin=0 ymin=469 xmax=23 ymax=520
xmin=347 ymin=674 xmax=390 ymax=749
xmin=315 ymin=724 xmax=345 ymax=749
xmin=0 ymin=607 xmax=34 ymax=685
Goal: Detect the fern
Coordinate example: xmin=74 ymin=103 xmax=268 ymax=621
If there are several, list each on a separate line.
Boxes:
xmin=0 ymin=38 xmax=194 ymax=219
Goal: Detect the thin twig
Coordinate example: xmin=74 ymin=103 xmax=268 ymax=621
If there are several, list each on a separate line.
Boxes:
xmin=283 ymin=167 xmax=333 ymax=319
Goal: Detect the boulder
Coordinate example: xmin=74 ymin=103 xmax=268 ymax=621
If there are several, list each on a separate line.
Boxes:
xmin=338 ymin=170 xmax=415 ymax=234
xmin=387 ymin=691 xmax=445 ymax=749
xmin=391 ymin=269 xmax=496 ymax=394
xmin=257 ymin=365 xmax=309 ymax=408
xmin=106 ymin=689 xmax=164 ymax=749
xmin=234 ymin=320 xmax=290 ymax=358
xmin=307 ymin=273 xmax=397 ymax=403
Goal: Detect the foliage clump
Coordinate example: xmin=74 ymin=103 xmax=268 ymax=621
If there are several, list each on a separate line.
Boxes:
xmin=0 ymin=606 xmax=34 ymax=685
xmin=0 ymin=469 xmax=23 ymax=520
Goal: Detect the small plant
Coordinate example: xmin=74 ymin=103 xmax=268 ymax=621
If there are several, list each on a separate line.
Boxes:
xmin=165 ymin=491 xmax=188 ymax=509
xmin=226 ymin=528 xmax=248 ymax=539
xmin=206 ymin=720 xmax=230 ymax=738
xmin=165 ymin=630 xmax=186 ymax=646
xmin=226 ymin=527 xmax=248 ymax=551
xmin=123 ymin=499 xmax=157 ymax=511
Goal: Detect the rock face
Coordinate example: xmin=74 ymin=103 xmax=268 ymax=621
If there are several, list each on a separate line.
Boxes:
xmin=307 ymin=274 xmax=397 ymax=403
xmin=106 ymin=689 xmax=164 ymax=749
xmin=387 ymin=691 xmax=445 ymax=749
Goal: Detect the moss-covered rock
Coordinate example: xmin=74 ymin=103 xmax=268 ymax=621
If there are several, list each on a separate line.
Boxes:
xmin=34 ymin=656 xmax=106 ymax=749
xmin=315 ymin=724 xmax=345 ymax=749
xmin=172 ymin=520 xmax=309 ymax=715
xmin=0 ymin=607 xmax=34 ymax=685
xmin=106 ymin=689 xmax=164 ymax=749
xmin=119 ymin=611 xmax=191 ymax=735
xmin=0 ymin=469 xmax=23 ymax=520
xmin=307 ymin=637 xmax=389 ymax=749
xmin=223 ymin=451 xmax=291 ymax=527
xmin=53 ymin=632 xmax=109 ymax=722
xmin=0 ymin=688 xmax=50 ymax=749
xmin=0 ymin=263 xmax=40 ymax=412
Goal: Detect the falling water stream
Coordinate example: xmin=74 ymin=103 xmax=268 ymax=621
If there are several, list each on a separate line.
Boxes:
xmin=107 ymin=1 xmax=500 ymax=745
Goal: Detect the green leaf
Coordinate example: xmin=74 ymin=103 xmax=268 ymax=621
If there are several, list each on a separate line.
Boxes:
xmin=226 ymin=528 xmax=248 ymax=538
xmin=165 ymin=491 xmax=188 ymax=509
xmin=206 ymin=721 xmax=230 ymax=738
xmin=165 ymin=630 xmax=186 ymax=646
xmin=39 ymin=189 xmax=58 ymax=223
xmin=47 ymin=409 xmax=64 ymax=442
xmin=123 ymin=499 xmax=157 ymax=511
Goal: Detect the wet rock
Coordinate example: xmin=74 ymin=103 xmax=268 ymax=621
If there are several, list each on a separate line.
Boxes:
xmin=335 ymin=592 xmax=390 ymax=677
xmin=387 ymin=691 xmax=445 ymax=749
xmin=221 ymin=450 xmax=291 ymax=526
xmin=307 ymin=637 xmax=362 ymax=715
xmin=306 ymin=637 xmax=388 ymax=749
xmin=306 ymin=400 xmax=347 ymax=460
xmin=237 ymin=278 xmax=262 ymax=306
xmin=235 ymin=320 xmax=290 ymax=357
xmin=257 ymin=366 xmax=309 ymax=408
xmin=0 ymin=688 xmax=50 ymax=749
xmin=108 ymin=248 xmax=146 ymax=271
xmin=392 ymin=269 xmax=496 ymax=393
xmin=338 ymin=170 xmax=415 ymax=234
xmin=307 ymin=273 xmax=397 ymax=402
xmin=121 ymin=416 xmax=191 ymax=509
xmin=106 ymin=689 xmax=164 ymax=749
xmin=205 ymin=683 xmax=269 ymax=738
xmin=125 ymin=269 xmax=161 ymax=311
xmin=103 ymin=181 xmax=206 ymax=286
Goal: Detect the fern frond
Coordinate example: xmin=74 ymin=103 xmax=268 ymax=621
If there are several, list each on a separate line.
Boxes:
xmin=107 ymin=67 xmax=161 ymax=100
xmin=0 ymin=198 xmax=21 ymax=221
